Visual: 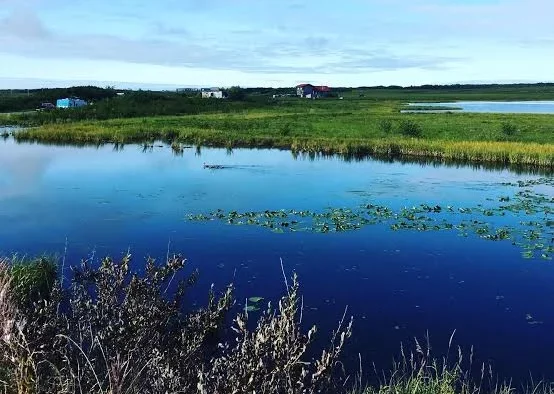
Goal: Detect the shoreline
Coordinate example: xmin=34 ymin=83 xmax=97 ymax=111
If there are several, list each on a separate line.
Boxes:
xmin=12 ymin=130 xmax=554 ymax=168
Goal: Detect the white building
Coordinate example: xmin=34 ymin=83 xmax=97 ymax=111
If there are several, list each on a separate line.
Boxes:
xmin=201 ymin=88 xmax=225 ymax=99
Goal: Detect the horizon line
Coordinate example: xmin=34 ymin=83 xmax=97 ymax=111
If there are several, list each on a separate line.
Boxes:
xmin=2 ymin=80 xmax=554 ymax=91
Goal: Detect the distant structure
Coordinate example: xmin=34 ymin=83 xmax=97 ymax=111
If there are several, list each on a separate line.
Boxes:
xmin=176 ymin=87 xmax=200 ymax=93
xmin=56 ymin=97 xmax=87 ymax=108
xmin=272 ymin=93 xmax=294 ymax=99
xmin=37 ymin=102 xmax=55 ymax=111
xmin=296 ymin=84 xmax=331 ymax=99
xmin=201 ymin=88 xmax=225 ymax=99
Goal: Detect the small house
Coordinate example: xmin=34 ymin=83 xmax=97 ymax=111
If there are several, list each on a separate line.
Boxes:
xmin=56 ymin=97 xmax=88 ymax=108
xmin=37 ymin=102 xmax=55 ymax=111
xmin=296 ymin=84 xmax=331 ymax=99
xmin=201 ymin=88 xmax=225 ymax=99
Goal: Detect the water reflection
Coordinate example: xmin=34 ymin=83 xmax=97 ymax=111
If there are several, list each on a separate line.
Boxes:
xmin=8 ymin=136 xmax=552 ymax=176
xmin=297 ymin=151 xmax=554 ymax=176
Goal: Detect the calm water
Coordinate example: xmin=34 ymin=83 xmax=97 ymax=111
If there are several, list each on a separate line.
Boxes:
xmin=405 ymin=101 xmax=554 ymax=114
xmin=1 ymin=139 xmax=553 ymax=382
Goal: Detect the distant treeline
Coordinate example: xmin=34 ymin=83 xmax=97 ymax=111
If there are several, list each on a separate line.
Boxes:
xmin=346 ymin=83 xmax=554 ymax=91
xmin=0 ymin=86 xmax=119 ymax=113
xmin=3 ymin=83 xmax=554 ymax=124
xmin=6 ymin=89 xmax=277 ymax=125
xmin=0 ymin=86 xmax=271 ymax=115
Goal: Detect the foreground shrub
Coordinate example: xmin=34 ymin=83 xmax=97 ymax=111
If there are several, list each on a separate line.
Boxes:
xmin=198 ymin=275 xmax=352 ymax=393
xmin=0 ymin=254 xmax=352 ymax=393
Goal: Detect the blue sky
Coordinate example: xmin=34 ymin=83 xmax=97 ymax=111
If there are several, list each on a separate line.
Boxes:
xmin=0 ymin=0 xmax=553 ymax=88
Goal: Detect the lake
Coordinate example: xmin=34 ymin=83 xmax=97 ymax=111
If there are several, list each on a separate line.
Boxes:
xmin=0 ymin=138 xmax=553 ymax=382
xmin=404 ymin=101 xmax=554 ymax=114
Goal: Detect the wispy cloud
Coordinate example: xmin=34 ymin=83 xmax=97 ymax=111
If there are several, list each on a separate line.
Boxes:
xmin=0 ymin=0 xmax=552 ymax=87
xmin=0 ymin=7 xmax=51 ymax=39
xmin=153 ymin=23 xmax=190 ymax=37
xmin=0 ymin=7 xmax=458 ymax=74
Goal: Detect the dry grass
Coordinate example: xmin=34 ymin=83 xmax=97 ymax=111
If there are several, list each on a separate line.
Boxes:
xmin=198 ymin=274 xmax=353 ymax=393
xmin=0 ymin=254 xmax=352 ymax=393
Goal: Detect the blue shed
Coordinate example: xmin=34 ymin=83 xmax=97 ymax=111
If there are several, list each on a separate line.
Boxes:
xmin=56 ymin=97 xmax=88 ymax=108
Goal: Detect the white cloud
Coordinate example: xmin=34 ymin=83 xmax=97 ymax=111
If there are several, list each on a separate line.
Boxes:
xmin=0 ymin=7 xmax=50 ymax=39
xmin=0 ymin=0 xmax=552 ymax=86
xmin=0 ymin=8 xmax=458 ymax=75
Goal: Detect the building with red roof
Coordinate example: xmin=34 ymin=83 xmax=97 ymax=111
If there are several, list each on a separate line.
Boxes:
xmin=296 ymin=84 xmax=332 ymax=99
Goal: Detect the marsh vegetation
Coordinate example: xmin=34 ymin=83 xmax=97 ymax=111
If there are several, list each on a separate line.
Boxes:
xmin=2 ymin=84 xmax=554 ymax=167
xmin=188 ymin=177 xmax=554 ymax=260
xmin=0 ymin=254 xmax=354 ymax=393
xmin=9 ymin=101 xmax=554 ymax=167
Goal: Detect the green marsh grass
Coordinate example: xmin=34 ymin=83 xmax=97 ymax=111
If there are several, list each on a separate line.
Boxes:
xmin=13 ymin=99 xmax=554 ymax=167
xmin=352 ymin=348 xmax=516 ymax=394
xmin=4 ymin=255 xmax=57 ymax=307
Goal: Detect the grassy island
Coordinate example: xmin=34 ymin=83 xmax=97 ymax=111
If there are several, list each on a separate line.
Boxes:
xmin=3 ymin=84 xmax=554 ymax=168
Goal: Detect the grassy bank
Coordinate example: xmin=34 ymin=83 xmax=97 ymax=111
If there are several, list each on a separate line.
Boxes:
xmin=13 ymin=99 xmax=554 ymax=167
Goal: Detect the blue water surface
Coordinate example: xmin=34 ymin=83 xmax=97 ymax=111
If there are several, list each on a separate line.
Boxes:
xmin=0 ymin=139 xmax=553 ymax=382
xmin=405 ymin=101 xmax=554 ymax=114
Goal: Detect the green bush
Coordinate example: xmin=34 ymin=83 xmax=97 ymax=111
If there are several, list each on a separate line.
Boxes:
xmin=501 ymin=122 xmax=518 ymax=136
xmin=379 ymin=119 xmax=393 ymax=134
xmin=280 ymin=122 xmax=292 ymax=136
xmin=7 ymin=256 xmax=57 ymax=307
xmin=398 ymin=120 xmax=423 ymax=137
xmin=226 ymin=86 xmax=247 ymax=101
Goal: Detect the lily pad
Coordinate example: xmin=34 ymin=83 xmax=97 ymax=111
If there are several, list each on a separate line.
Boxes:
xmin=185 ymin=177 xmax=553 ymax=262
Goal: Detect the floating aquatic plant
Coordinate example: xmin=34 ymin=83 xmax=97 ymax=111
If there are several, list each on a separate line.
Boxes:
xmin=187 ymin=178 xmax=553 ymax=260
